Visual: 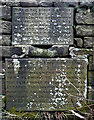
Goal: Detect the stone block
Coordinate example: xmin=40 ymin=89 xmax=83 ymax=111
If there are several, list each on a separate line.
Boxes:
xmin=88 ymin=56 xmax=94 ymax=71
xmin=0 ymin=35 xmax=11 ymax=46
xmin=74 ymin=38 xmax=83 ymax=47
xmin=0 ymin=46 xmax=12 ymax=57
xmin=20 ymin=0 xmax=38 ymax=6
xmin=12 ymin=7 xmax=73 ymax=45
xmin=5 ymin=58 xmax=87 ymax=111
xmin=88 ymin=86 xmax=94 ymax=101
xmin=76 ymin=25 xmax=94 ymax=36
xmin=84 ymin=37 xmax=94 ymax=48
xmin=88 ymin=71 xmax=94 ymax=86
xmin=0 ymin=0 xmax=20 ymax=6
xmin=0 ymin=5 xmax=11 ymax=20
xmin=54 ymin=1 xmax=78 ymax=7
xmin=0 ymin=20 xmax=11 ymax=34
xmin=76 ymin=10 xmax=94 ymax=24
xmin=79 ymin=0 xmax=94 ymax=7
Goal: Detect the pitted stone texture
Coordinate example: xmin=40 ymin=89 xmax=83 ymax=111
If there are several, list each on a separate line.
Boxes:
xmin=84 ymin=37 xmax=94 ymax=48
xmin=0 ymin=35 xmax=11 ymax=46
xmin=89 ymin=56 xmax=94 ymax=71
xmin=88 ymin=86 xmax=94 ymax=101
xmin=0 ymin=20 xmax=11 ymax=34
xmin=6 ymin=58 xmax=87 ymax=111
xmin=79 ymin=0 xmax=94 ymax=7
xmin=88 ymin=71 xmax=94 ymax=86
xmin=76 ymin=10 xmax=94 ymax=24
xmin=0 ymin=46 xmax=12 ymax=57
xmin=74 ymin=38 xmax=83 ymax=47
xmin=0 ymin=5 xmax=11 ymax=20
xmin=20 ymin=0 xmax=38 ymax=6
xmin=54 ymin=1 xmax=79 ymax=7
xmin=0 ymin=0 xmax=20 ymax=6
xmin=76 ymin=25 xmax=94 ymax=36
xmin=12 ymin=7 xmax=73 ymax=45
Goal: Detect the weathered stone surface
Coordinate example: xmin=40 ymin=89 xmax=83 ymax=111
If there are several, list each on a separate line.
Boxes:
xmin=20 ymin=0 xmax=38 ymax=6
xmin=88 ymin=71 xmax=94 ymax=86
xmin=11 ymin=45 xmax=69 ymax=57
xmin=0 ymin=5 xmax=11 ymax=20
xmin=69 ymin=47 xmax=93 ymax=58
xmin=76 ymin=10 xmax=94 ymax=24
xmin=12 ymin=7 xmax=73 ymax=45
xmin=0 ymin=20 xmax=11 ymax=34
xmin=6 ymin=58 xmax=87 ymax=111
xmin=79 ymin=0 xmax=94 ymax=7
xmin=0 ymin=35 xmax=11 ymax=46
xmin=88 ymin=86 xmax=94 ymax=101
xmin=0 ymin=0 xmax=20 ymax=6
xmin=74 ymin=38 xmax=83 ymax=47
xmin=84 ymin=37 xmax=94 ymax=48
xmin=0 ymin=46 xmax=12 ymax=57
xmin=89 ymin=56 xmax=94 ymax=71
xmin=76 ymin=25 xmax=94 ymax=36
xmin=54 ymin=1 xmax=78 ymax=7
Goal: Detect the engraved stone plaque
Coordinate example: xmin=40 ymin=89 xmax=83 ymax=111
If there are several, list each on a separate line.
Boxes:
xmin=6 ymin=58 xmax=87 ymax=111
xmin=12 ymin=7 xmax=73 ymax=45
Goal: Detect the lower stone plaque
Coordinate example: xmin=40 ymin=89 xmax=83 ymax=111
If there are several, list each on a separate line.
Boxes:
xmin=6 ymin=58 xmax=87 ymax=111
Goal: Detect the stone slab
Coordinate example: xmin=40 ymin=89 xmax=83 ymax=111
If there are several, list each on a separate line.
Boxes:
xmin=0 ymin=46 xmax=12 ymax=57
xmin=84 ymin=37 xmax=94 ymax=48
xmin=0 ymin=35 xmax=11 ymax=46
xmin=76 ymin=25 xmax=94 ymax=36
xmin=0 ymin=0 xmax=20 ymax=6
xmin=76 ymin=10 xmax=94 ymax=24
xmin=88 ymin=86 xmax=94 ymax=101
xmin=88 ymin=71 xmax=94 ymax=86
xmin=0 ymin=5 xmax=11 ymax=20
xmin=12 ymin=7 xmax=73 ymax=45
xmin=89 ymin=56 xmax=94 ymax=71
xmin=6 ymin=58 xmax=87 ymax=111
xmin=0 ymin=20 xmax=11 ymax=34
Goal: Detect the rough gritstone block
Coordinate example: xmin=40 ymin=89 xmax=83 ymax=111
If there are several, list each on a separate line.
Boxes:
xmin=84 ymin=37 xmax=94 ymax=48
xmin=88 ymin=71 xmax=94 ymax=86
xmin=6 ymin=58 xmax=87 ymax=111
xmin=54 ymin=1 xmax=78 ymax=7
xmin=89 ymin=56 xmax=94 ymax=71
xmin=12 ymin=7 xmax=73 ymax=45
xmin=88 ymin=86 xmax=94 ymax=101
xmin=0 ymin=46 xmax=12 ymax=57
xmin=0 ymin=35 xmax=11 ymax=46
xmin=76 ymin=10 xmax=94 ymax=24
xmin=0 ymin=0 xmax=20 ymax=6
xmin=20 ymin=0 xmax=38 ymax=6
xmin=76 ymin=25 xmax=94 ymax=36
xmin=0 ymin=20 xmax=11 ymax=34
xmin=0 ymin=5 xmax=11 ymax=20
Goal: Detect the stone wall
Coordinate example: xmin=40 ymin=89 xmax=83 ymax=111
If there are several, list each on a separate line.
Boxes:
xmin=0 ymin=0 xmax=94 ymax=119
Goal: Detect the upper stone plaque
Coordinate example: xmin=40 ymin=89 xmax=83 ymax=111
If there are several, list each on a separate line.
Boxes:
xmin=12 ymin=7 xmax=73 ymax=45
